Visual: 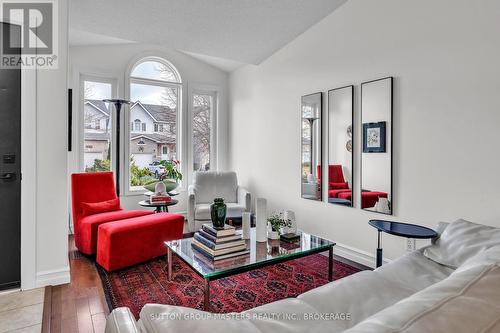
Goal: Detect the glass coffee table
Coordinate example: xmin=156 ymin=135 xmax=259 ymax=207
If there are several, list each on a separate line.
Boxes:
xmin=164 ymin=228 xmax=335 ymax=311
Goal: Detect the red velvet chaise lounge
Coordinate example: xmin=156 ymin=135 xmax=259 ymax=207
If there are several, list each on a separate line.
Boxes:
xmin=71 ymin=172 xmax=184 ymax=271
xmin=318 ymin=164 xmax=388 ymax=208
xmin=318 ymin=165 xmax=351 ymax=199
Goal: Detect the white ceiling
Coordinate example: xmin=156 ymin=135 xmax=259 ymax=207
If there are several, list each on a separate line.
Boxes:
xmin=180 ymin=50 xmax=245 ymax=72
xmin=69 ymin=29 xmax=135 ymax=46
xmin=69 ymin=0 xmax=347 ymax=71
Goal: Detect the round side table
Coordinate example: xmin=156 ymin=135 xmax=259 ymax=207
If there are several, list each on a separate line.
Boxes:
xmin=368 ymin=220 xmax=438 ymax=268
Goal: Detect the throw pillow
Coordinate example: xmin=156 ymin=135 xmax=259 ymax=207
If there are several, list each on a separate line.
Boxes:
xmin=81 ymin=198 xmax=121 ymax=216
xmin=329 ymin=182 xmax=348 ymax=190
xmin=423 ymin=219 xmax=500 ymax=269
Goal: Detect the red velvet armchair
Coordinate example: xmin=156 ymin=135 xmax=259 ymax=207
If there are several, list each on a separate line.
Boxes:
xmin=71 ymin=172 xmax=154 ymax=255
xmin=317 ymin=165 xmax=351 ymax=198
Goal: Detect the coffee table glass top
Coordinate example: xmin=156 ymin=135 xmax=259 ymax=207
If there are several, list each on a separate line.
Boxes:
xmin=165 ymin=228 xmax=335 ymax=279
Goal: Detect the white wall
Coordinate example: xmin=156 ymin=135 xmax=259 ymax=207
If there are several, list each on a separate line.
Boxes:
xmin=28 ymin=0 xmax=70 ymax=287
xmin=229 ymin=0 xmax=500 ymax=266
xmin=68 ymin=43 xmax=229 ymax=213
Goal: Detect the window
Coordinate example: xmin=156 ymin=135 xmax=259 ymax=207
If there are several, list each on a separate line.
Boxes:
xmin=192 ymin=91 xmax=216 ymax=172
xmin=128 ymin=57 xmax=181 ymax=191
xmin=134 ymin=119 xmax=141 ymax=132
xmin=82 ymin=78 xmax=114 ymax=172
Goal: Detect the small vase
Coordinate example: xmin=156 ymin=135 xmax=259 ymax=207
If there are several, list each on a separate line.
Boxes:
xmin=255 ymin=198 xmax=267 ymax=242
xmin=210 ymin=198 xmax=227 ymax=230
xmin=377 ymin=198 xmax=390 ymax=214
xmin=154 ymin=182 xmax=166 ymax=195
xmin=267 ymin=229 xmax=280 ymax=240
xmin=283 ymin=210 xmax=297 ymax=234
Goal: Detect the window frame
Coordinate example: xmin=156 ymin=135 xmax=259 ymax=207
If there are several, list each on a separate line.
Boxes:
xmin=79 ymin=74 xmax=118 ymax=173
xmin=124 ymin=56 xmax=183 ymax=195
xmin=188 ymin=84 xmax=219 ymax=177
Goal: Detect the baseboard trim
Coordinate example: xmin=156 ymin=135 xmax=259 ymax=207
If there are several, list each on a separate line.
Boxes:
xmin=36 ymin=267 xmax=70 ymax=287
xmin=334 ymin=243 xmax=391 ymax=269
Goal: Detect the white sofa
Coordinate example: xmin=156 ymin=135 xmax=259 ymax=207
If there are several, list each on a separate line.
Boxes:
xmin=105 ymin=219 xmax=500 ymax=333
xmin=187 ymin=171 xmax=251 ymax=232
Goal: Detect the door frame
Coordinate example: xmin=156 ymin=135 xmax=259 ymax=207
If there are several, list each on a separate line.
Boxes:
xmin=20 ymin=66 xmax=37 ymax=289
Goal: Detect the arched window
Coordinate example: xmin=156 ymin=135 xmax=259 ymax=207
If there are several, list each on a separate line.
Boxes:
xmin=128 ymin=57 xmax=182 ymax=191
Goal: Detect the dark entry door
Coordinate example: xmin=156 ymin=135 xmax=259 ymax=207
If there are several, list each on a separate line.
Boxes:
xmin=0 ymin=22 xmax=21 ymax=290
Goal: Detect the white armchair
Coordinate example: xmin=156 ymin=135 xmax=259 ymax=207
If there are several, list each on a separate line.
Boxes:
xmin=187 ymin=171 xmax=251 ymax=232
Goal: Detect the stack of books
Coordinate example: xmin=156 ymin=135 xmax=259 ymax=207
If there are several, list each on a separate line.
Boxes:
xmin=150 ymin=193 xmax=172 ymax=203
xmin=192 ymin=223 xmax=250 ymax=261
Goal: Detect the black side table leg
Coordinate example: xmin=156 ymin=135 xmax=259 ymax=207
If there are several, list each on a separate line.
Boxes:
xmin=376 ymin=230 xmax=383 ymax=268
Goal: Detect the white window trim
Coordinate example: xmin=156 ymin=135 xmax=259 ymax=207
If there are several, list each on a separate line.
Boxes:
xmin=187 ymin=83 xmax=220 ymax=178
xmin=78 ymin=74 xmax=118 ymax=173
xmin=124 ymin=56 xmax=184 ymax=196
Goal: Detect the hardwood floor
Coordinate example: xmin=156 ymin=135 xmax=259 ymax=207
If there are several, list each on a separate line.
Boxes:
xmin=44 ymin=236 xmax=108 ymax=333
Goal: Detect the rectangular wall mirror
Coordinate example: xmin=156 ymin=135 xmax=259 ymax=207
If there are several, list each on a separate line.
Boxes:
xmin=327 ymin=86 xmax=353 ymax=207
xmin=301 ymin=92 xmax=322 ymax=201
xmin=361 ymin=77 xmax=393 ymax=214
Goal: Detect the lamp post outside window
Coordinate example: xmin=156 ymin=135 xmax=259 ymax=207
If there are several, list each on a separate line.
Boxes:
xmin=103 ymin=99 xmax=131 ymax=196
xmin=303 ymin=116 xmax=318 ymax=179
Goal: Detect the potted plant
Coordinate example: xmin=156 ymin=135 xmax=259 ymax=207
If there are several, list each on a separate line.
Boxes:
xmin=144 ymin=160 xmax=182 ymax=193
xmin=267 ymin=213 xmax=292 ymax=240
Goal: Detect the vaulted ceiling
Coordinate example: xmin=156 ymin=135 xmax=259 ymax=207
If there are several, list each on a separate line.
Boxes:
xmin=69 ymin=0 xmax=347 ymax=71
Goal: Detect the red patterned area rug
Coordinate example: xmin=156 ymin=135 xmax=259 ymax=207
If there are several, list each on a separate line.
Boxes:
xmin=96 ymin=253 xmax=361 ymax=319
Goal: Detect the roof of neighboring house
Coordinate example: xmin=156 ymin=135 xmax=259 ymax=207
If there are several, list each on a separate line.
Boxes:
xmin=84 ymin=132 xmax=110 ymax=141
xmin=85 ymin=100 xmax=176 ymax=123
xmin=131 ymin=133 xmax=175 ymax=144
xmin=85 ymin=100 xmax=110 ymax=116
xmin=131 ymin=101 xmax=176 ymax=123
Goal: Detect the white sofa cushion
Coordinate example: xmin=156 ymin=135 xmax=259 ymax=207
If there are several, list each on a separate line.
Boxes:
xmin=194 ymin=203 xmax=246 ymax=220
xmin=345 ymin=263 xmax=500 ymax=333
xmin=373 ymin=250 xmax=454 ymax=292
xmin=134 ymin=239 xmax=458 ymax=333
xmin=193 ymin=171 xmax=238 ymax=204
xmin=423 ymin=219 xmax=500 ymax=269
xmin=455 ymin=244 xmax=500 ymax=274
xmin=139 ymin=304 xmax=260 ymax=333
xmin=297 ymin=270 xmax=416 ymax=331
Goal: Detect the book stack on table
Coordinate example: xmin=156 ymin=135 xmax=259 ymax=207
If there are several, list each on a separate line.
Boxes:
xmin=150 ymin=194 xmax=172 ymax=203
xmin=192 ymin=223 xmax=250 ymax=261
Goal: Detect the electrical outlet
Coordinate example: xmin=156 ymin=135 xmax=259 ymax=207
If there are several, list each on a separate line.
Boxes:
xmin=406 ymin=238 xmax=416 ymax=252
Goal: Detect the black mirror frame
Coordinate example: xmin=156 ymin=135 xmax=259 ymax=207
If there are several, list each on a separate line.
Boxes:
xmin=300 ymin=92 xmax=323 ymax=201
xmin=360 ymin=77 xmax=393 ymax=215
xmin=327 ymin=85 xmax=354 ymax=208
